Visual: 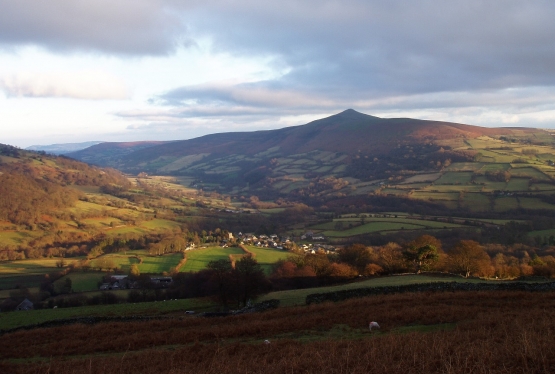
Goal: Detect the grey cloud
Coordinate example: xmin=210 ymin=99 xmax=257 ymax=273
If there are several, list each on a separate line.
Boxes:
xmin=0 ymin=0 xmax=190 ymax=55
xmin=187 ymin=0 xmax=555 ymax=95
xmin=135 ymin=0 xmax=555 ymax=134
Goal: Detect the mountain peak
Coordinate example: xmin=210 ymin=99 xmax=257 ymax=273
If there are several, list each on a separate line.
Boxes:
xmin=334 ymin=109 xmax=377 ymax=120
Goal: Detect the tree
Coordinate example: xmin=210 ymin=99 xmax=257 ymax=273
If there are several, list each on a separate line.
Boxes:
xmin=303 ymin=253 xmax=331 ymax=277
xmin=231 ymin=256 xmax=269 ymax=307
xmin=129 ymin=264 xmax=140 ymax=278
xmin=448 ymin=240 xmax=491 ymax=278
xmin=207 ymin=259 xmax=233 ymax=308
xmin=338 ymin=244 xmax=373 ymax=274
xmin=378 ymin=242 xmax=407 ymax=274
xmin=327 ymin=263 xmax=357 ymax=278
xmin=403 ymin=235 xmax=441 ymax=273
xmin=60 ymin=277 xmax=72 ymax=294
xmin=55 ymin=258 xmax=67 ymax=268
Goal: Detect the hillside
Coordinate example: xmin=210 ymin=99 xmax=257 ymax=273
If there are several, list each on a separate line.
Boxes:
xmin=0 ymin=144 xmax=237 ymax=254
xmin=66 ymin=110 xmax=555 ymax=204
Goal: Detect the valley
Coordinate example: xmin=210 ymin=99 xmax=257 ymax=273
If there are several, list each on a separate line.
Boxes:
xmin=3 ymin=111 xmax=555 ymax=348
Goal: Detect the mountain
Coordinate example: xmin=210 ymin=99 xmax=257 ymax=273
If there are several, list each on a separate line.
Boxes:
xmin=26 ymin=141 xmax=105 ymax=155
xmin=66 ymin=110 xmax=551 ymax=194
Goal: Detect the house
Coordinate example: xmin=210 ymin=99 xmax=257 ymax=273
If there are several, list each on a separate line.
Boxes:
xmin=151 ymin=277 xmax=173 ymax=287
xmin=16 ymin=298 xmax=34 ymax=311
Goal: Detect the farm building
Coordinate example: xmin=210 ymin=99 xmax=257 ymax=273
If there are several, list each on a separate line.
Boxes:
xmin=16 ymin=298 xmax=34 ymax=311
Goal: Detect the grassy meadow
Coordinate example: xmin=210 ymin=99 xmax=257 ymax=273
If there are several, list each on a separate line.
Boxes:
xmin=180 ymin=246 xmax=245 ymax=272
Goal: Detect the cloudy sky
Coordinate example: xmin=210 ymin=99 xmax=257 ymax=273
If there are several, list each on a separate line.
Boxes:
xmin=2 ymin=0 xmax=555 ymax=147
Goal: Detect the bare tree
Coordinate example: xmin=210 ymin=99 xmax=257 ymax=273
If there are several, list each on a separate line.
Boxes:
xmin=448 ymin=240 xmax=491 ymax=278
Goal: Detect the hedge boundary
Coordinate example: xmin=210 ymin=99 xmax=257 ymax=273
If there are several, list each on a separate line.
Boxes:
xmin=305 ymin=281 xmax=555 ymax=305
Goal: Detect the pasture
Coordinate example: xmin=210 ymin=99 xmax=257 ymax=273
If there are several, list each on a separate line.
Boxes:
xmin=89 ymin=253 xmax=141 ymax=272
xmin=259 ymin=274 xmax=489 ymax=307
xmin=323 ymin=222 xmax=426 ymax=237
xmin=310 ymin=215 xmax=474 ymax=237
xmin=53 ymin=272 xmax=104 ymax=292
xmin=0 ymin=297 xmax=212 ymax=331
xmin=244 ymin=246 xmax=294 ymax=274
xmin=139 ymin=253 xmax=183 ymax=274
xmin=180 ymin=247 xmax=245 ymax=272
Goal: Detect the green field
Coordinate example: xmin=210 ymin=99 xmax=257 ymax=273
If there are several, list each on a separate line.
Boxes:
xmin=460 ymin=194 xmax=491 ymax=212
xmin=323 ymin=222 xmax=426 ymax=237
xmin=510 ymin=167 xmax=549 ymax=180
xmin=180 ymin=247 xmax=245 ymax=272
xmin=140 ymin=219 xmax=181 ymax=231
xmin=0 ymin=231 xmax=41 ymax=246
xmin=0 ymin=258 xmax=73 ymax=275
xmin=258 ymin=274 xmax=492 ymax=307
xmin=244 ymin=246 xmax=294 ymax=274
xmin=519 ymin=198 xmax=555 ymax=210
xmin=139 ymin=253 xmax=183 ymax=273
xmin=0 ymin=298 xmax=212 ymax=331
xmin=435 ymin=171 xmax=473 ymax=184
xmin=313 ymin=217 xmax=464 ymax=232
xmin=53 ymin=272 xmax=104 ymax=292
xmin=89 ymin=254 xmax=141 ymax=272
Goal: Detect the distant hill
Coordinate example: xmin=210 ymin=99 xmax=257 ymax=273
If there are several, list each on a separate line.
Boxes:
xmin=67 ymin=141 xmax=170 ymax=166
xmin=66 ymin=110 xmax=551 ymax=194
xmin=26 ymin=141 xmax=105 ymax=155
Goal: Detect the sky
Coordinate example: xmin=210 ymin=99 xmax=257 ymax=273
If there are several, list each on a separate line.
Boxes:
xmin=2 ymin=0 xmax=555 ymax=148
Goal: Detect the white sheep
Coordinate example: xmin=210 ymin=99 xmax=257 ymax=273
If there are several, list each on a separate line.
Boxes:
xmin=369 ymin=321 xmax=380 ymax=331
xmin=264 ymin=340 xmax=271 ymax=344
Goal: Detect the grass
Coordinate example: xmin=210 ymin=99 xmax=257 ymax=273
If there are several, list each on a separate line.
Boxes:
xmin=313 ymin=217 xmax=464 ymax=232
xmin=140 ymin=219 xmax=181 ymax=231
xmin=0 ymin=297 xmax=212 ymax=331
xmin=258 ymin=274 xmax=488 ymax=307
xmin=323 ymin=222 xmax=426 ymax=237
xmin=411 ymin=191 xmax=459 ymax=201
xmin=435 ymin=171 xmax=473 ymax=184
xmin=0 ymin=231 xmax=41 ymax=246
xmin=519 ymin=197 xmax=555 ymax=210
xmin=139 ymin=253 xmax=183 ymax=274
xmin=0 ymin=274 xmax=46 ymax=290
xmin=401 ymin=173 xmax=441 ymax=183
xmin=494 ymin=197 xmax=519 ymax=211
xmin=0 ymin=258 xmax=66 ymax=275
xmin=180 ymin=247 xmax=245 ymax=272
xmin=528 ymin=228 xmax=555 ymax=239
xmin=53 ymin=272 xmax=104 ymax=292
xmin=505 ymin=178 xmax=530 ymax=191
xmin=510 ymin=167 xmax=550 ymax=180
xmin=244 ymin=246 xmax=295 ymax=274
xmin=89 ymin=254 xmax=141 ymax=272
xmin=460 ymin=193 xmax=491 ymax=212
